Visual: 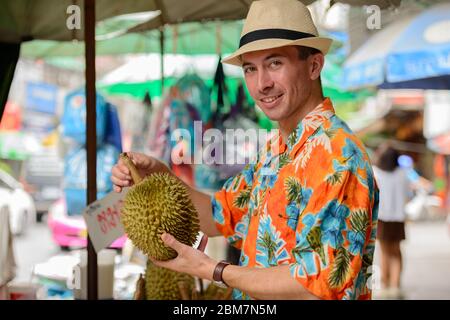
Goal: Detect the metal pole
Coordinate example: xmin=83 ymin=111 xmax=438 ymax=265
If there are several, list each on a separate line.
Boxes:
xmin=84 ymin=0 xmax=98 ymax=300
xmin=160 ymin=28 xmax=165 ymax=94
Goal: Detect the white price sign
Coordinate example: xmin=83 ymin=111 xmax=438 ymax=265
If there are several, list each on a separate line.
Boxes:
xmin=82 ymin=189 xmax=127 ymax=253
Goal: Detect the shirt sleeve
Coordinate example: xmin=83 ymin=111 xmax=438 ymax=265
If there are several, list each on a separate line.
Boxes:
xmin=211 ymin=164 xmax=254 ymax=249
xmin=289 ymin=168 xmax=378 ymax=300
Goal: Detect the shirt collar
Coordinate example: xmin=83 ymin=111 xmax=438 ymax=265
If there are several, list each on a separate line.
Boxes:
xmin=269 ymin=97 xmax=336 ymax=157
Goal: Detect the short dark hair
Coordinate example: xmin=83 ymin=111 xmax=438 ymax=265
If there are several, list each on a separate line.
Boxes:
xmin=295 ymin=46 xmax=323 ymax=91
xmin=296 ymin=46 xmax=322 ymax=60
xmin=373 ymin=143 xmax=399 ymax=172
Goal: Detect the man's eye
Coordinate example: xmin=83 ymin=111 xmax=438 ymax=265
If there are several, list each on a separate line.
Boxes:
xmin=244 ymin=66 xmax=256 ymax=74
xmin=269 ymin=60 xmax=282 ymax=68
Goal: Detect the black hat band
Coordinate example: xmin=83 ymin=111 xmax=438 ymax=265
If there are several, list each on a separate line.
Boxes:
xmin=239 ymin=28 xmax=315 ymax=48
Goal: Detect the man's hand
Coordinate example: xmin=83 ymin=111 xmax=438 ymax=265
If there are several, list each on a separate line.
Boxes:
xmin=150 ymin=233 xmax=217 ymax=281
xmin=111 ymin=152 xmax=169 ymax=192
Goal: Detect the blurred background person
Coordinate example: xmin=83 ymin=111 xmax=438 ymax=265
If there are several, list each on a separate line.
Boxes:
xmin=373 ymin=143 xmax=411 ymax=299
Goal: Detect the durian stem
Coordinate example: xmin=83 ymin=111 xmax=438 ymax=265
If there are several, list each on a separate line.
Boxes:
xmin=197 ymin=277 xmax=204 ymax=296
xmin=133 ymin=273 xmax=146 ymax=300
xmin=120 ymin=152 xmax=143 ymax=184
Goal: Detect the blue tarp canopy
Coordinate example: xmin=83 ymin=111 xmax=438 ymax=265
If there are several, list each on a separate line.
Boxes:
xmin=343 ymin=2 xmax=450 ymax=90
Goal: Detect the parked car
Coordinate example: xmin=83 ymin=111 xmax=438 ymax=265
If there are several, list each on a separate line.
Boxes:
xmin=23 ymin=150 xmax=63 ymax=222
xmin=0 ymin=169 xmax=36 ymax=235
xmin=47 ymin=196 xmax=126 ymax=251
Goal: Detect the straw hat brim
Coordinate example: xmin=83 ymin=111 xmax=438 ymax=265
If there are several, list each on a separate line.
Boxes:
xmin=222 ymin=37 xmax=333 ymax=66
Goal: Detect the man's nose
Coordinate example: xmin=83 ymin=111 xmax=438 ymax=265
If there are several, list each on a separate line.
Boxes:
xmin=257 ymin=69 xmax=274 ymax=93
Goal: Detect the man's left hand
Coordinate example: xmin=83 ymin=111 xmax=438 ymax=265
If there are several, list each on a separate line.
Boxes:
xmin=150 ymin=233 xmax=217 ymax=281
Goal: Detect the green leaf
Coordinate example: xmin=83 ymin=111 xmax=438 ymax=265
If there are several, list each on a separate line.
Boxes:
xmin=252 ymin=191 xmax=260 ymax=215
xmin=350 ymin=210 xmax=369 ymax=234
xmin=362 ymin=253 xmax=373 ymax=270
xmin=233 ymin=187 xmax=251 ymax=208
xmin=284 ymin=176 xmax=302 ymax=203
xmin=328 ymin=246 xmax=351 ymax=288
xmin=231 ymin=174 xmax=242 ymax=190
xmin=362 ymin=253 xmax=373 ymax=276
xmin=324 ymin=128 xmax=337 ymax=139
xmin=291 ymin=244 xmax=311 ymax=258
xmin=326 ymin=171 xmax=343 ymax=185
xmin=278 ymin=153 xmax=291 ymax=171
xmin=306 ymin=226 xmax=326 ymax=265
xmin=257 ymin=231 xmax=277 ymax=265
xmin=288 ymin=130 xmax=298 ymax=147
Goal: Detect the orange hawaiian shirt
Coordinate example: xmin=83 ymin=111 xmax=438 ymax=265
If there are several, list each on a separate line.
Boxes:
xmin=212 ymin=98 xmax=379 ymax=300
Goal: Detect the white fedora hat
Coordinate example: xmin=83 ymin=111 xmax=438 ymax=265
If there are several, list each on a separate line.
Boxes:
xmin=222 ymin=0 xmax=333 ymax=66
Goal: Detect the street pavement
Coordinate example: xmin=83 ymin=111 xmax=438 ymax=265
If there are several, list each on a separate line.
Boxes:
xmin=12 ymin=219 xmax=60 ymax=282
xmin=373 ymin=219 xmax=450 ymax=300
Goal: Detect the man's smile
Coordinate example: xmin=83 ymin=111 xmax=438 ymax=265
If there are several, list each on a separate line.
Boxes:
xmin=260 ymin=93 xmax=284 ymax=107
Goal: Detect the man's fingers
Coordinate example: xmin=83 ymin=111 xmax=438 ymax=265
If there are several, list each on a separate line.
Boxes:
xmin=111 ymin=163 xmax=134 ymax=189
xmin=161 ymin=233 xmax=186 ymax=253
xmin=127 ymin=152 xmax=144 ymax=167
xmin=128 ymin=152 xmax=152 ymax=170
xmin=197 ymin=234 xmax=208 ymax=252
xmin=113 ymin=185 xmax=122 ymax=193
xmin=112 ymin=165 xmax=131 ymax=180
xmin=111 ymin=175 xmax=131 ymax=187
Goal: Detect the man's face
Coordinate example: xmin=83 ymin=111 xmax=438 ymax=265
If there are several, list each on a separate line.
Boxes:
xmin=241 ymin=46 xmax=314 ymax=122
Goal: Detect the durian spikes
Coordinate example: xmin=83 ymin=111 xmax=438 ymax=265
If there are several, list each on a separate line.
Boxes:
xmin=120 ymin=152 xmax=142 ymax=184
xmin=121 ymin=169 xmax=200 ymax=260
xmin=144 ymin=261 xmax=233 ymax=300
xmin=145 ymin=261 xmax=194 ymax=300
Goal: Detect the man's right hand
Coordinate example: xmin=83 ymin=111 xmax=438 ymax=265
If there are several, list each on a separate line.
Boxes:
xmin=111 ymin=152 xmax=169 ymax=192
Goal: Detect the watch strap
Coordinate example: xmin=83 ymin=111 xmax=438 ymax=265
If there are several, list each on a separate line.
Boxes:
xmin=213 ymin=260 xmax=230 ymax=285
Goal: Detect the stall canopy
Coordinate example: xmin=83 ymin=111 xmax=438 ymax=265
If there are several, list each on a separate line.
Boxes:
xmin=343 ymin=2 xmax=450 ymax=90
xmin=125 ymin=0 xmax=398 ymax=33
xmin=0 ymin=1 xmax=157 ymax=42
xmin=21 ymin=20 xmax=244 ymax=58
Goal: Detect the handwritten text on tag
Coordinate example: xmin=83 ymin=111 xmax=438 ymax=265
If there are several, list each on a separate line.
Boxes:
xmin=82 ymin=189 xmax=128 ymax=253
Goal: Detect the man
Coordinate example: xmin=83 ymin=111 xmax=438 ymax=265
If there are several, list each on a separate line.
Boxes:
xmin=112 ymin=0 xmax=378 ymax=300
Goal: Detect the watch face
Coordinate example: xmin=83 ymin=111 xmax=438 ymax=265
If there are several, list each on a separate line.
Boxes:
xmin=213 ymin=281 xmax=228 ymax=289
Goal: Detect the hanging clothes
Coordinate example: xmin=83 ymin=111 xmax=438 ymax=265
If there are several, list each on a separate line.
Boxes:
xmin=165 ymin=74 xmax=212 ymax=187
xmin=197 ymin=58 xmax=260 ymax=191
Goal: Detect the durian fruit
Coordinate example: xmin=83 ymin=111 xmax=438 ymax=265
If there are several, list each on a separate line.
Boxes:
xmin=201 ymin=283 xmax=233 ymax=300
xmin=120 ymin=153 xmax=200 ymax=260
xmin=145 ymin=261 xmax=194 ymax=300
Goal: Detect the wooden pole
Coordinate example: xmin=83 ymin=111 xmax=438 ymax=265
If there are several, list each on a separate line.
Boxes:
xmin=84 ymin=0 xmax=98 ymax=300
xmin=160 ymin=28 xmax=165 ymax=94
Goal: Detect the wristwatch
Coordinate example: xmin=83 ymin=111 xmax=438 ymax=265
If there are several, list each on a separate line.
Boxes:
xmin=212 ymin=260 xmax=230 ymax=288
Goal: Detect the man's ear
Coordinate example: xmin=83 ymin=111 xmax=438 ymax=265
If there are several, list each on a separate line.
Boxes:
xmin=309 ymin=53 xmax=324 ymax=81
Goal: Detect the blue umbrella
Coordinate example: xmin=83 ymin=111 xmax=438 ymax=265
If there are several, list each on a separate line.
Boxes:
xmin=343 ymin=2 xmax=450 ymax=90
